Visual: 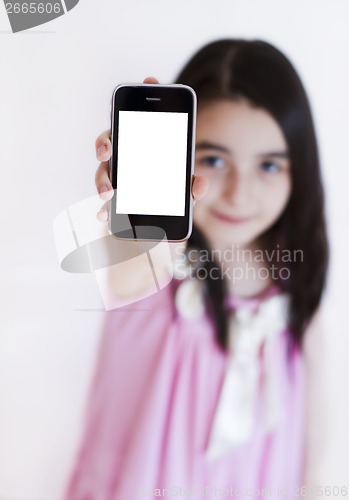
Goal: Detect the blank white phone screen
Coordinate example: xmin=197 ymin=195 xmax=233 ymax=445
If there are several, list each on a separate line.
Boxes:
xmin=116 ymin=111 xmax=188 ymax=216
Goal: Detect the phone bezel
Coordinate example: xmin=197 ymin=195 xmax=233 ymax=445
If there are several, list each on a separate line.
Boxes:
xmin=108 ymin=83 xmax=196 ymax=242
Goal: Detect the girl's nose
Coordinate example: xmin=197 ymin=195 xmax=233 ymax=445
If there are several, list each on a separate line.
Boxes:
xmin=222 ymin=169 xmax=252 ymax=207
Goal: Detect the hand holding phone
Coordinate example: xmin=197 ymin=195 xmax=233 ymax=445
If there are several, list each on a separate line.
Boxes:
xmin=95 ymin=77 xmax=208 ymax=220
xmin=108 ymin=79 xmax=200 ymax=242
xmin=94 ymin=77 xmax=208 ymax=298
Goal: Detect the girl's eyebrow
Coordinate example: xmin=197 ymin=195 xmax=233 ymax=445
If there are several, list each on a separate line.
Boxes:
xmin=256 ymin=151 xmax=289 ymax=158
xmin=196 ymin=142 xmax=290 ymax=159
xmin=196 ymin=141 xmax=231 ymax=154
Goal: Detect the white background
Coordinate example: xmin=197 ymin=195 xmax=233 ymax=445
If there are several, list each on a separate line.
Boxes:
xmin=0 ymin=1 xmax=348 ymax=499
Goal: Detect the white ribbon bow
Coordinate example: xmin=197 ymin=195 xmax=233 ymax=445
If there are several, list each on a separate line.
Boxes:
xmin=206 ymin=293 xmax=290 ymax=461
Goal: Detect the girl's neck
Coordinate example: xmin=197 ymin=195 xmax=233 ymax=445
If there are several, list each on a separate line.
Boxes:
xmin=208 ymin=235 xmax=275 ymax=299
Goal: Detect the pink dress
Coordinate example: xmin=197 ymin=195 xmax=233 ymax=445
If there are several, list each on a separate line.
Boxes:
xmin=65 ymin=277 xmax=306 ymax=500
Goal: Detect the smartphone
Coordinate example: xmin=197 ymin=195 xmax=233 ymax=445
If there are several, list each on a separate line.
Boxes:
xmin=108 ymin=83 xmax=197 ymax=242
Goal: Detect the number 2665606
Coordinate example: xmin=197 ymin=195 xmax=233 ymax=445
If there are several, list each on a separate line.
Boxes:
xmin=5 ymin=3 xmax=62 ymax=14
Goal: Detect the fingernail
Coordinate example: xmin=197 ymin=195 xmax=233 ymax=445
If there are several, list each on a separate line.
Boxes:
xmin=99 ymin=184 xmax=111 ymax=194
xmin=97 ymin=144 xmax=107 ymax=157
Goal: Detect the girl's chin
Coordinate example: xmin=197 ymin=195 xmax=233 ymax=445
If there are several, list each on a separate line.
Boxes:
xmin=207 ymin=232 xmax=258 ymax=249
xmin=194 ymin=219 xmax=261 ymax=248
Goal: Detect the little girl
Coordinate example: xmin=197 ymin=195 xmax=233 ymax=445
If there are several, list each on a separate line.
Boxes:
xmin=65 ymin=39 xmax=328 ymax=499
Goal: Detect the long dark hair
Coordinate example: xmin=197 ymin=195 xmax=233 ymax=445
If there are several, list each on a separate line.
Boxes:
xmin=174 ymin=39 xmax=329 ymax=352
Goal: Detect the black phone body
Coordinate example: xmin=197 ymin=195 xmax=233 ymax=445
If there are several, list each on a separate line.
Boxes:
xmin=108 ymin=84 xmax=197 ymax=242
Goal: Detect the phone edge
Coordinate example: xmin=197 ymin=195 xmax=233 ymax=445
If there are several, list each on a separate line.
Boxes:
xmin=107 ymin=83 xmax=197 ymax=243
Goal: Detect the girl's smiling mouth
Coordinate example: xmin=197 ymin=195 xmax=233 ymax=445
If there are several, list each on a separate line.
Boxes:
xmin=211 ymin=209 xmax=253 ymax=224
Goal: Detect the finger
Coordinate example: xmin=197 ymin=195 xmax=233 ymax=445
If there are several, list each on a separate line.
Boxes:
xmin=95 ymin=161 xmax=114 ymax=200
xmin=192 ymin=175 xmax=209 ymax=204
xmin=96 ymin=200 xmax=109 ymax=222
xmin=143 ymin=76 xmax=160 ymax=84
xmin=95 ymin=129 xmax=112 ymax=162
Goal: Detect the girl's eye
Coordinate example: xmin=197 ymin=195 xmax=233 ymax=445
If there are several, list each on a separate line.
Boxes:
xmin=197 ymin=156 xmax=226 ymax=169
xmin=259 ymin=161 xmax=281 ymax=173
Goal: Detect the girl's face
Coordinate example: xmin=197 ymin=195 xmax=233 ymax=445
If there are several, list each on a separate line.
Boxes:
xmin=193 ymin=99 xmax=292 ymax=250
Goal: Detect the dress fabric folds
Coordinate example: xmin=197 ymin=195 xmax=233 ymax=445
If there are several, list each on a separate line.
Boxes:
xmin=65 ymin=278 xmax=306 ymax=500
